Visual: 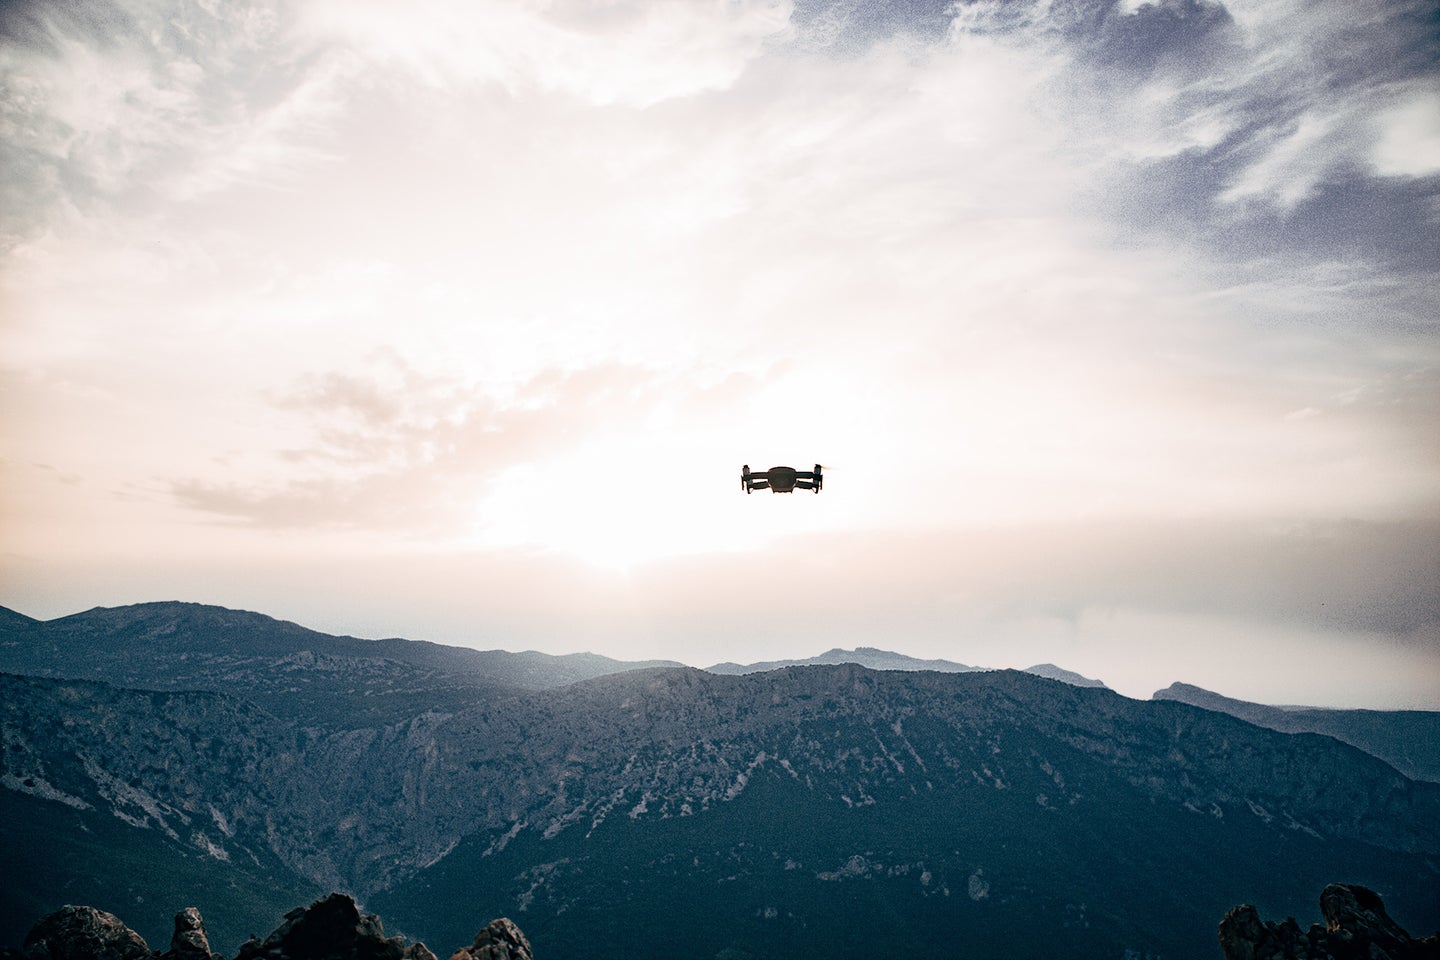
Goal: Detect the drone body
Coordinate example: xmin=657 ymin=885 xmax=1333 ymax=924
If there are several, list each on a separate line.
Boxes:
xmin=741 ymin=464 xmax=823 ymax=494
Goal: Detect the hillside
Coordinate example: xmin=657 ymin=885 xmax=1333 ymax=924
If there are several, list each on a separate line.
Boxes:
xmin=6 ymin=659 xmax=1438 ymax=959
xmin=1154 ymin=682 xmax=1440 ymax=784
xmin=4 ymin=601 xmax=1438 ymax=959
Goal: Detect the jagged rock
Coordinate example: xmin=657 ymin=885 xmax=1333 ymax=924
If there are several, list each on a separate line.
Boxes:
xmin=447 ymin=920 xmax=533 ymax=960
xmin=20 ymin=906 xmax=151 ymax=960
xmin=1320 ymin=883 xmax=1414 ymax=945
xmin=9 ymin=897 xmax=510 ymax=960
xmin=1217 ymin=903 xmax=1266 ymax=960
xmin=163 ymin=908 xmax=217 ymax=960
xmin=1219 ymin=883 xmax=1440 ymax=960
xmin=234 ymin=893 xmax=415 ymax=960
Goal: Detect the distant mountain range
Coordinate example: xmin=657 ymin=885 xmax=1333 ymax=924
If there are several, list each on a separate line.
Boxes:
xmin=3 ymin=601 xmax=1438 ymax=960
xmin=1153 ymin=682 xmax=1440 ymax=784
xmin=706 ymin=646 xmax=983 ymax=674
xmin=706 ymin=647 xmax=1107 ymax=689
xmin=0 ymin=602 xmax=682 ymax=728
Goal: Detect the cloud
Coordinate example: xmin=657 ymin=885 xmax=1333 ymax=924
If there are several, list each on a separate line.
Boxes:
xmin=297 ymin=0 xmax=793 ymax=106
xmin=0 ymin=0 xmax=343 ymax=249
xmin=169 ymin=361 xmax=771 ymax=532
xmin=1370 ymin=78 xmax=1440 ymax=180
xmin=938 ymin=0 xmax=1440 ymax=272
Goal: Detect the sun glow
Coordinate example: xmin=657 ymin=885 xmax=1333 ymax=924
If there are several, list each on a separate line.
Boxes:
xmin=471 ymin=440 xmax=837 ymax=572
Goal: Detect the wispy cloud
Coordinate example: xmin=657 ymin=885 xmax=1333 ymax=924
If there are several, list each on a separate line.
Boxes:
xmin=171 ymin=360 xmax=770 ymax=532
xmin=296 ymin=0 xmax=792 ymax=106
xmin=0 ymin=0 xmax=341 ymax=249
xmin=946 ymin=0 xmax=1440 ymax=266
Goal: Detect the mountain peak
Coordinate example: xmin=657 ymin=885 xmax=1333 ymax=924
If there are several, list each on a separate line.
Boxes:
xmin=1024 ymin=663 xmax=1107 ymax=688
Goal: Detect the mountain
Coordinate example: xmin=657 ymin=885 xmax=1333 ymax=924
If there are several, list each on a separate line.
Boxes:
xmin=707 ymin=646 xmax=983 ymax=675
xmin=0 ymin=605 xmax=40 ymax=633
xmin=0 ymin=602 xmax=681 ymax=727
xmin=1021 ymin=663 xmax=1106 ymax=688
xmin=370 ymin=666 xmax=1438 ymax=960
xmin=707 ymin=649 xmax=1108 ymax=688
xmin=6 ymin=648 xmax=1438 ymax=960
xmin=1154 ymin=682 xmax=1440 ymax=784
xmin=1 ymin=674 xmax=322 ymax=952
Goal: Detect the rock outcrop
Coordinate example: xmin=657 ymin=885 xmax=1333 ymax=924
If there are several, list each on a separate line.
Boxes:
xmin=1219 ymin=883 xmax=1440 ymax=959
xmin=234 ymin=894 xmax=437 ymax=960
xmin=163 ymin=908 xmax=220 ymax=960
xmin=18 ymin=906 xmax=152 ymax=960
xmin=446 ymin=921 xmax=532 ymax=960
xmin=9 ymin=897 xmax=512 ymax=960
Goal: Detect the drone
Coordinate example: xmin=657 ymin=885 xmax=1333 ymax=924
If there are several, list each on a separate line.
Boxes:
xmin=741 ymin=464 xmax=823 ymax=494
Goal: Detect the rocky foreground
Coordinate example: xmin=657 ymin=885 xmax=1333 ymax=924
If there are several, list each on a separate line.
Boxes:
xmin=1220 ymin=884 xmax=1439 ymax=960
xmin=4 ymin=883 xmax=1437 ymax=960
xmin=3 ymin=894 xmax=530 ymax=960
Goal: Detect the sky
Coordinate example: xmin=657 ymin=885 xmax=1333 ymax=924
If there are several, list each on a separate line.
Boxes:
xmin=2 ymin=0 xmax=1438 ymax=708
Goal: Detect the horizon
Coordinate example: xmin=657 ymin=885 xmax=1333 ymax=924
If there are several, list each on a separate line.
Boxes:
xmin=3 ymin=0 xmax=1437 ymax=711
xmin=1 ymin=594 xmax=1431 ymax=711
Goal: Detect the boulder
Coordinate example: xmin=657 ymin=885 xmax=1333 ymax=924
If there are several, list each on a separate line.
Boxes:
xmin=235 ymin=894 xmax=411 ymax=960
xmin=20 ymin=906 xmax=151 ymax=960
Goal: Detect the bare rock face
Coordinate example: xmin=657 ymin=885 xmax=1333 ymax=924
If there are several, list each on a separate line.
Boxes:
xmin=447 ymin=920 xmax=533 ymax=960
xmin=20 ymin=906 xmax=152 ymax=960
xmin=1219 ymin=883 xmax=1440 ymax=960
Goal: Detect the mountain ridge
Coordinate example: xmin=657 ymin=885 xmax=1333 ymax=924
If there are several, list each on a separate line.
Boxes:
xmin=0 ymin=601 xmax=683 ymax=727
xmin=706 ymin=646 xmax=983 ymax=675
xmin=1154 ymin=681 xmax=1440 ymax=784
